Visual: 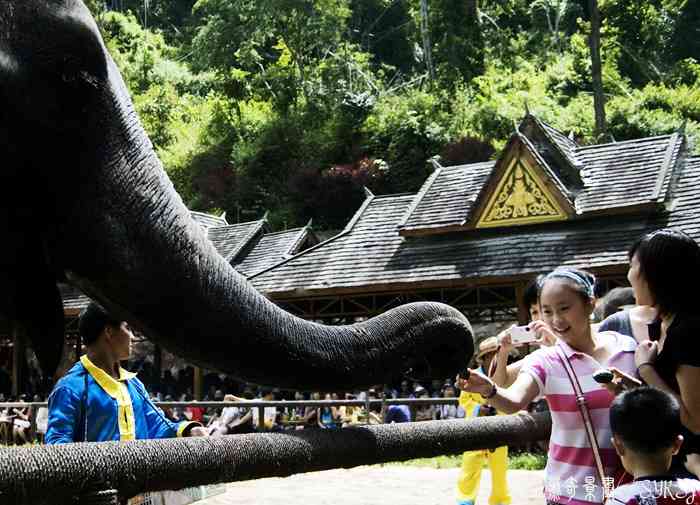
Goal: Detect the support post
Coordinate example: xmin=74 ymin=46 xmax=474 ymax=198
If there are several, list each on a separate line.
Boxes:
xmin=193 ymin=366 xmax=203 ymax=400
xmin=11 ymin=324 xmax=25 ymax=398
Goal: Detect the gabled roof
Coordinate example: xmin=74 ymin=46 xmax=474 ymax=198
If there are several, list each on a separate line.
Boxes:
xmin=206 ymin=218 xmax=268 ymax=263
xmin=190 ymin=211 xmax=228 ymax=229
xmin=236 ymin=222 xmax=318 ymax=277
xmin=575 ymin=133 xmax=685 ymax=214
xmin=250 ymin=155 xmax=700 ymax=297
xmin=398 ymin=160 xmax=495 ymax=235
xmin=397 ymin=117 xmax=686 ymax=237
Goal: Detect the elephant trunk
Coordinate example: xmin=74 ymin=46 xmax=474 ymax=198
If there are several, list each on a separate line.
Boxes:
xmin=53 ymin=55 xmax=472 ymax=390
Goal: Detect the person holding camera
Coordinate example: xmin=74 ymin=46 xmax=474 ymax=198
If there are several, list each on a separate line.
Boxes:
xmin=455 ymin=336 xmax=511 ymax=505
xmin=456 ymin=268 xmax=639 ymax=505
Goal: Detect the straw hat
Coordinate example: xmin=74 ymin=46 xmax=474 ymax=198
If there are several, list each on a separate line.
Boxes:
xmin=475 ymin=336 xmax=499 ymax=362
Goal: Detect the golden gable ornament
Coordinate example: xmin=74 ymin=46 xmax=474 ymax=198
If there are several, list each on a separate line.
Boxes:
xmin=476 ymin=158 xmax=568 ymax=228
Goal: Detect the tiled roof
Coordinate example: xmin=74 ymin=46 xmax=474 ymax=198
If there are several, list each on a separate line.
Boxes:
xmin=536 ymin=118 xmax=581 ymax=168
xmin=236 ymin=225 xmax=317 ymax=277
xmin=206 ymin=219 xmax=267 ymax=263
xmin=190 ymin=211 xmax=228 ymax=229
xmin=396 ymin=118 xmax=685 ymax=237
xmin=250 ymin=156 xmax=700 ymax=296
xmin=575 ymin=133 xmax=684 ymax=213
xmin=398 ymin=161 xmax=494 ymax=233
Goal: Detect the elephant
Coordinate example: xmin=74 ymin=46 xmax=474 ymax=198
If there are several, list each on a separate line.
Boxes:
xmin=0 ymin=0 xmax=473 ymax=390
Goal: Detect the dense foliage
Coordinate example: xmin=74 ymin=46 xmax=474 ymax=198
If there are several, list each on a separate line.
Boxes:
xmin=86 ymin=0 xmax=700 ymax=230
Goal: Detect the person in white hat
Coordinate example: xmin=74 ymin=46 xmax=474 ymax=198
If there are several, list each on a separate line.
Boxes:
xmin=456 ymin=336 xmax=511 ymax=505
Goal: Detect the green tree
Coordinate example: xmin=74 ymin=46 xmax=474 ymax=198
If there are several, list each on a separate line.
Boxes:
xmin=191 ymin=0 xmax=357 ymax=113
xmin=602 ymin=0 xmax=685 ymax=85
xmin=412 ymin=0 xmax=485 ymax=89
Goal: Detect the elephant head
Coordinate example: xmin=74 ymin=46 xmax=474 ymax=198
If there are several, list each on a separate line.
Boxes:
xmin=0 ymin=0 xmax=473 ymax=390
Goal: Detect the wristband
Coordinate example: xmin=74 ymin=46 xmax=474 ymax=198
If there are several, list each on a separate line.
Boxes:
xmin=480 ymin=382 xmax=497 ymax=400
xmin=636 ymin=362 xmax=654 ymax=375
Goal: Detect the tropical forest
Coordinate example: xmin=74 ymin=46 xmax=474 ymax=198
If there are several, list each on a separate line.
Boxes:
xmin=85 ymin=0 xmax=700 ymax=231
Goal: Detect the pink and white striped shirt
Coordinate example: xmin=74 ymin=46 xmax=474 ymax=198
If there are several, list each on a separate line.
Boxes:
xmin=521 ymin=331 xmax=638 ymax=505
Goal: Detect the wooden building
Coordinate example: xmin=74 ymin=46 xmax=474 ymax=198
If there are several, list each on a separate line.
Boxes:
xmin=248 ymin=115 xmax=698 ymax=326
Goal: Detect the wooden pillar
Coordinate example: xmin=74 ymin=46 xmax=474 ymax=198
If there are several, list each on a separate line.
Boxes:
xmin=193 ymin=366 xmax=203 ymax=400
xmin=11 ymin=324 xmax=25 ymax=398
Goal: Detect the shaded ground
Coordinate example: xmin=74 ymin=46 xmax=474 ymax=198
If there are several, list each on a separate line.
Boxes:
xmin=196 ymin=467 xmax=545 ymax=505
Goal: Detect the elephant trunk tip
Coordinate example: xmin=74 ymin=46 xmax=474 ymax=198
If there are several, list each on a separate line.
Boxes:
xmin=399 ymin=308 xmax=474 ymax=383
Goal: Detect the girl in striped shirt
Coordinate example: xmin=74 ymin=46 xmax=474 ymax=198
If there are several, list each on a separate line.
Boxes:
xmin=457 ymin=268 xmax=638 ymax=505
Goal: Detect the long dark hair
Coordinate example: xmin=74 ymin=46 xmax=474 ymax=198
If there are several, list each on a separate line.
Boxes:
xmin=629 ymin=229 xmax=700 ymax=316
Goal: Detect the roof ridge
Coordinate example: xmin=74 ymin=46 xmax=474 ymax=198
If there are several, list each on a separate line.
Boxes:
xmin=529 ymin=115 xmax=581 ymax=168
xmin=249 ymin=192 xmax=377 ymax=280
xmin=441 ymin=160 xmax=496 ymax=170
xmin=517 ymin=132 xmax=574 ymax=204
xmin=262 ymin=226 xmax=306 ymax=237
xmin=374 ymin=192 xmax=418 ymax=199
xmin=398 ymin=163 xmax=443 ymax=228
xmin=224 ymin=218 xmax=268 ymax=262
xmin=576 ymin=133 xmax=674 ymax=151
xmin=284 ymin=226 xmax=311 ymax=257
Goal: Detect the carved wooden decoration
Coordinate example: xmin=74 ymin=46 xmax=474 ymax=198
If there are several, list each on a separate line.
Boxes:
xmin=476 ymin=157 xmax=568 ymax=229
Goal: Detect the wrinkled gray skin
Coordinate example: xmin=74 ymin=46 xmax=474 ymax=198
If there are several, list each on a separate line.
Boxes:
xmin=0 ymin=0 xmax=473 ymax=390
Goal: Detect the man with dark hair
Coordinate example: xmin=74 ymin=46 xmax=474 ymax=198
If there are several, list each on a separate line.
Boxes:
xmin=606 ymin=387 xmax=700 ymax=504
xmin=522 ymin=274 xmax=544 ymax=321
xmin=46 ymin=302 xmax=207 ymax=443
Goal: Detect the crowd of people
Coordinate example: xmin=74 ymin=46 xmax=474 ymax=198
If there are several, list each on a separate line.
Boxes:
xmin=5 ymin=227 xmax=700 ymax=505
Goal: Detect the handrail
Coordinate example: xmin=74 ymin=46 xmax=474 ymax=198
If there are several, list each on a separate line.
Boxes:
xmin=0 ymin=398 xmax=459 ymax=409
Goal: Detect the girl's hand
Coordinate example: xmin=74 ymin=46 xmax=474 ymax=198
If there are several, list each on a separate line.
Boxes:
xmin=635 ymin=340 xmax=659 ymax=367
xmin=686 ymin=454 xmax=700 ymax=479
xmin=455 ymin=369 xmax=495 ymax=397
xmin=497 ymin=329 xmax=515 ymax=353
xmin=529 ymin=320 xmax=558 ymax=347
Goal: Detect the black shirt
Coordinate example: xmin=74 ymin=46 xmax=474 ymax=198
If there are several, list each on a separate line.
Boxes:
xmin=649 ymin=314 xmax=700 ymax=459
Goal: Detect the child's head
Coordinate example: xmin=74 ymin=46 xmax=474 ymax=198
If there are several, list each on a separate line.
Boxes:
xmin=610 ymin=387 xmax=683 ymax=472
xmin=537 ymin=268 xmax=596 ymax=344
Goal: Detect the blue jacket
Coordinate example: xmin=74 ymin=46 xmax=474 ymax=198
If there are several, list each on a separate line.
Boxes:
xmin=46 ymin=356 xmax=197 ymax=444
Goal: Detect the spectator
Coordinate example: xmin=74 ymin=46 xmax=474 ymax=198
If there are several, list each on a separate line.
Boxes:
xmin=161 ymin=395 xmax=177 ymax=421
xmin=457 ymin=267 xmax=638 ymax=504
xmin=594 ymin=287 xmax=636 ymax=322
xmin=492 ymin=275 xmax=553 ymax=389
xmin=437 ymin=385 xmax=464 ymax=420
xmin=605 ymin=387 xmax=700 ymax=504
xmin=34 ymin=394 xmax=48 ymax=444
xmin=45 ymin=302 xmax=206 ymax=443
xmin=413 ymin=386 xmax=435 ymax=421
xmin=399 ymin=380 xmax=412 ymax=399
xmin=384 ymin=388 xmax=411 ymax=423
xmin=628 ymin=229 xmax=700 ymax=476
xmin=12 ymin=394 xmax=31 ymax=445
xmin=252 ymin=389 xmax=277 ymax=431
xmin=456 ymin=337 xmax=510 ymax=505
xmin=318 ymin=393 xmax=338 ymax=428
xmin=304 ymin=392 xmax=321 ymax=428
xmin=209 ymin=394 xmax=252 ymax=435
xmin=184 ymin=393 xmax=205 ymax=424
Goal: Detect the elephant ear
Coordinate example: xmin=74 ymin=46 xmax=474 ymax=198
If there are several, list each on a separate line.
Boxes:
xmin=0 ymin=222 xmax=65 ymax=381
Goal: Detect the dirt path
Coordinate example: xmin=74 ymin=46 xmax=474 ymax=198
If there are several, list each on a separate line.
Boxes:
xmin=196 ymin=467 xmax=545 ymax=505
